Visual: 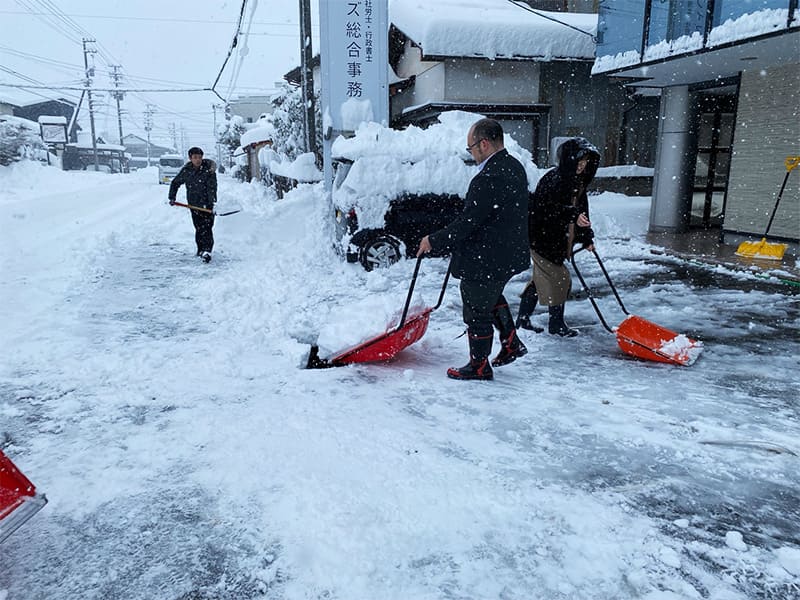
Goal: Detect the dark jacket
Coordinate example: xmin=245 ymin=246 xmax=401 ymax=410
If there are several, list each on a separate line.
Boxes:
xmin=528 ymin=137 xmax=600 ymax=264
xmin=168 ymin=159 xmax=218 ymax=209
xmin=429 ymin=149 xmax=530 ymax=281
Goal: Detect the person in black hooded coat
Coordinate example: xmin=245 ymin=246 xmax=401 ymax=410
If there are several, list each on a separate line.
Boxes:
xmin=517 ymin=137 xmax=600 ymax=336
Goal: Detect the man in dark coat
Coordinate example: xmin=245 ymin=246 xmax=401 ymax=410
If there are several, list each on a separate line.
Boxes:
xmin=168 ymin=146 xmax=218 ymax=262
xmin=517 ymin=137 xmax=600 ymax=335
xmin=417 ymin=118 xmax=530 ymax=381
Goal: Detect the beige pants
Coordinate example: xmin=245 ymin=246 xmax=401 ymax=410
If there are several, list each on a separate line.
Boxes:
xmin=530 ymin=250 xmax=571 ymax=306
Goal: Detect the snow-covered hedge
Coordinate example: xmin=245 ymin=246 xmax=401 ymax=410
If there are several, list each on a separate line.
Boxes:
xmin=0 ymin=116 xmax=46 ymax=166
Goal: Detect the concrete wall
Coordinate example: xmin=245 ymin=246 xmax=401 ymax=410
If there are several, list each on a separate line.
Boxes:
xmin=725 ymin=63 xmax=800 ymax=241
xmin=443 ymin=59 xmax=539 ymax=103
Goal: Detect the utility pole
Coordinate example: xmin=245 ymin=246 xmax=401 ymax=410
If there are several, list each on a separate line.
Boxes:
xmin=82 ymin=38 xmax=100 ymax=171
xmin=168 ymin=122 xmax=178 ymax=150
xmin=144 ymin=104 xmax=155 ymax=166
xmin=299 ymin=0 xmax=318 ymax=165
xmin=110 ymin=65 xmax=125 ymax=145
xmin=212 ymin=103 xmax=223 ymax=165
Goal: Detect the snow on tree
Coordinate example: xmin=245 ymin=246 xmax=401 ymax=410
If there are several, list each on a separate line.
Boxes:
xmin=0 ymin=116 xmax=46 ymax=166
xmin=268 ymin=84 xmax=321 ymax=162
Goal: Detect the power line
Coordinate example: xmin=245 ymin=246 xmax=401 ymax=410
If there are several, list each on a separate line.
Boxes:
xmin=505 ymin=0 xmax=597 ymax=42
xmin=210 ymin=0 xmax=249 ymax=97
xmin=0 ymin=9 xmax=317 ymax=28
xmin=0 ymin=83 xmax=213 ymax=93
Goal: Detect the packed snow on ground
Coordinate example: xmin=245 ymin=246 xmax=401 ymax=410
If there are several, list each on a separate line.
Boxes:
xmin=1 ymin=156 xmax=798 ymax=600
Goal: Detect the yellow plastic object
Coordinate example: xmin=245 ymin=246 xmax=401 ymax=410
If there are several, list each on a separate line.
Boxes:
xmin=735 ymin=238 xmax=788 ymax=260
xmin=735 ymin=156 xmax=799 ymax=261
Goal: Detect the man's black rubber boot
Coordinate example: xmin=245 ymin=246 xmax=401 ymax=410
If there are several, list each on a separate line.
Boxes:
xmin=491 ymin=302 xmax=527 ymax=367
xmin=447 ymin=358 xmax=494 ymax=380
xmin=548 ymin=304 xmax=578 ymax=337
xmin=447 ymin=333 xmax=493 ymax=380
xmin=492 ymin=329 xmax=528 ymax=367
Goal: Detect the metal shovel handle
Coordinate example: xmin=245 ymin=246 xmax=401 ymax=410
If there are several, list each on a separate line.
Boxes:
xmin=570 ymin=246 xmax=629 ymax=333
xmin=397 ymin=256 xmax=451 ymax=330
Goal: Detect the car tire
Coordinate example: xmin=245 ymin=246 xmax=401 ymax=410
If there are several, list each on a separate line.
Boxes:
xmin=359 ymin=235 xmax=402 ymax=271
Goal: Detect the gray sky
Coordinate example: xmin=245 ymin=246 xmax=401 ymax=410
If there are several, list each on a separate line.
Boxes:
xmin=0 ymin=0 xmax=320 ymax=149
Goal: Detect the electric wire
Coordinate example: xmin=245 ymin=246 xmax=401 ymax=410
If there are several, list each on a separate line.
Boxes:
xmin=211 ymin=0 xmax=249 ymax=96
xmin=224 ymin=0 xmax=258 ymax=101
xmin=505 ymin=0 xmax=597 ymax=42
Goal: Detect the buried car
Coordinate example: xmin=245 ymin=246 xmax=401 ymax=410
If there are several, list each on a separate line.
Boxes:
xmin=330 ymin=111 xmax=540 ymax=271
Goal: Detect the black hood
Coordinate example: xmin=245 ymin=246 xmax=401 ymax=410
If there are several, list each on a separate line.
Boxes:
xmin=556 ymin=137 xmax=600 ymax=182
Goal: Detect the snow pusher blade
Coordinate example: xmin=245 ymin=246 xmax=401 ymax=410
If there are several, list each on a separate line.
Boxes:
xmin=571 ymin=248 xmax=703 ymax=366
xmin=0 ymin=449 xmax=47 ymax=544
xmin=615 ymin=315 xmax=702 ymax=366
xmin=306 ymin=256 xmax=450 ymax=368
xmin=735 ymin=155 xmax=799 ymax=261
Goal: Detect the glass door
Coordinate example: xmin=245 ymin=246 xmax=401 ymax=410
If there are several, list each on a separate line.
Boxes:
xmin=692 ymin=90 xmax=736 ymax=228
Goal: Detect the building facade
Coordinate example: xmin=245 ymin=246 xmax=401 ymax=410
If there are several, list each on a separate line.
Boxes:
xmin=594 ymin=0 xmax=799 ymax=251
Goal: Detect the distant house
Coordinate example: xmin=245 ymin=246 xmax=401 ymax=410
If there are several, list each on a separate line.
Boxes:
xmin=12 ymin=98 xmax=79 ymax=142
xmin=228 ymin=95 xmax=276 ymax=124
xmin=122 ymin=133 xmax=174 ymax=169
xmin=594 ymin=0 xmax=799 ymax=250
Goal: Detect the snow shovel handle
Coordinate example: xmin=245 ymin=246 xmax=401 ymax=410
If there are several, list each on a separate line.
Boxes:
xmin=171 ymin=200 xmax=213 ymax=214
xmin=397 ymin=256 xmax=451 ymax=330
xmin=170 ymin=201 xmax=241 ymax=217
xmin=570 ymin=247 xmax=630 ymax=333
xmin=763 ymin=156 xmax=800 ymax=236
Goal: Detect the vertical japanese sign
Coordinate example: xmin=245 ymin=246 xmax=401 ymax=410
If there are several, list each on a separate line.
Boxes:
xmin=319 ymin=0 xmax=388 ymax=188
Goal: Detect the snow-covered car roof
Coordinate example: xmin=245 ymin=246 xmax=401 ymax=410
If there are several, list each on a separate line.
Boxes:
xmin=330 ymin=110 xmax=540 ymax=230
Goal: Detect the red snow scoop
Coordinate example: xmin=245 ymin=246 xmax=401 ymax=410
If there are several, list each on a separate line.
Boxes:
xmin=570 ymin=248 xmax=703 ymax=366
xmin=0 ymin=449 xmax=47 ymax=544
xmin=170 ymin=201 xmax=242 ymax=217
xmin=307 ymin=256 xmax=451 ymax=368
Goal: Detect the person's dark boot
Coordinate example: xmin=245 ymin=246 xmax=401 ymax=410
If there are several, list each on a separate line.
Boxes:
xmin=516 ymin=283 xmax=544 ymax=333
xmin=548 ymin=304 xmax=578 ymax=337
xmin=491 ymin=302 xmax=528 ymax=367
xmin=447 ymin=332 xmax=493 ymax=380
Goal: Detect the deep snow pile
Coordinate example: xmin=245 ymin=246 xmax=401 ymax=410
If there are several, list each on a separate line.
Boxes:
xmin=1 ymin=160 xmax=798 ymax=600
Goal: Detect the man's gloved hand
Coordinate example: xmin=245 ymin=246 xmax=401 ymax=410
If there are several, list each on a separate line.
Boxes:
xmin=169 ymin=198 xmax=176 ymax=205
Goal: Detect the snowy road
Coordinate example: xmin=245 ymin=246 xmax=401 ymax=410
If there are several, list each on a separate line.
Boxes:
xmin=1 ymin=164 xmax=798 ymax=599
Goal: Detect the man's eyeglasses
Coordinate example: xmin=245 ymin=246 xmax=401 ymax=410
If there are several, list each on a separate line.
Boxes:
xmin=465 ymin=138 xmax=484 ymax=153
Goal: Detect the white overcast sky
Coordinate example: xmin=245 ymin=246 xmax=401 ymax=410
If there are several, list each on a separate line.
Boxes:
xmin=0 ymin=0 xmax=320 ymax=149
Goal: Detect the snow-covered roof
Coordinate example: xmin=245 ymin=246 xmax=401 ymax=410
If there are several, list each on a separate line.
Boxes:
xmin=390 ymin=0 xmax=597 ymax=60
xmin=37 ymin=115 xmax=67 ymax=125
xmin=240 ymin=124 xmax=275 ymax=148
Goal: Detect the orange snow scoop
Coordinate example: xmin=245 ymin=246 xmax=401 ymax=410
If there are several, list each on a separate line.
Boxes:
xmin=170 ymin=201 xmax=242 ymax=217
xmin=0 ymin=449 xmax=47 ymax=544
xmin=571 ymin=248 xmax=703 ymax=366
xmin=735 ymin=156 xmax=800 ymax=261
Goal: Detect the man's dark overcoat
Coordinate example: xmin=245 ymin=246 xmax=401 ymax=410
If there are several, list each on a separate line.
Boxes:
xmin=429 ymin=149 xmax=530 ymax=281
